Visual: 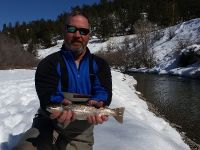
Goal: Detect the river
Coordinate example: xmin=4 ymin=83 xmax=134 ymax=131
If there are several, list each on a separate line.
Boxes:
xmin=129 ymin=73 xmax=200 ymax=144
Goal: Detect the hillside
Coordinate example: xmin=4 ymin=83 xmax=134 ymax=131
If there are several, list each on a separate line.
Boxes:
xmin=38 ymin=18 xmax=200 ymax=78
xmin=132 ymin=18 xmax=200 ymax=78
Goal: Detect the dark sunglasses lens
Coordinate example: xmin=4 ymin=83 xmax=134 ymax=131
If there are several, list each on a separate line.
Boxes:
xmin=66 ymin=25 xmax=89 ymax=35
xmin=79 ymin=28 xmax=90 ymax=35
xmin=67 ymin=26 xmax=76 ymax=33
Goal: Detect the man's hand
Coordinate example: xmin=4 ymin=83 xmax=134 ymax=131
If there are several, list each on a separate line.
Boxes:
xmin=50 ymin=99 xmax=73 ymax=124
xmin=87 ymin=100 xmax=108 ymax=124
xmin=87 ymin=114 xmax=108 ymax=124
xmin=87 ymin=100 xmax=104 ymax=108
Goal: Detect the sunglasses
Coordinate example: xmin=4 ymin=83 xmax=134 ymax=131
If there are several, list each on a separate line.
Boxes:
xmin=66 ymin=25 xmax=90 ymax=35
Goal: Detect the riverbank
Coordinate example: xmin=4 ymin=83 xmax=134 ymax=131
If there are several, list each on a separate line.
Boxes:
xmin=136 ymin=92 xmax=200 ymax=150
xmin=0 ymin=69 xmax=190 ymax=150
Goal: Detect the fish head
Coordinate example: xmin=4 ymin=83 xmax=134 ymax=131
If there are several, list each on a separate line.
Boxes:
xmin=46 ymin=105 xmax=64 ymax=113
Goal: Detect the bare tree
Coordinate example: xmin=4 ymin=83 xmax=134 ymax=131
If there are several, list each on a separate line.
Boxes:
xmin=0 ymin=33 xmax=38 ymax=69
xmin=133 ymin=14 xmax=157 ymax=68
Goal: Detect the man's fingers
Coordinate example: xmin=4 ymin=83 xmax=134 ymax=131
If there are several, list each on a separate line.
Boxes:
xmin=57 ymin=110 xmax=73 ymax=123
xmin=87 ymin=116 xmax=92 ymax=124
xmin=101 ymin=115 xmax=109 ymax=121
xmin=87 ymin=114 xmax=108 ymax=125
xmin=96 ymin=114 xmax=103 ymax=124
xmin=65 ymin=110 xmax=73 ymax=122
xmin=96 ymin=101 xmax=104 ymax=108
xmin=62 ymin=99 xmax=72 ymax=105
xmin=87 ymin=100 xmax=104 ymax=108
xmin=57 ymin=111 xmax=67 ymax=123
xmin=87 ymin=100 xmax=96 ymax=106
xmin=87 ymin=115 xmax=97 ymax=124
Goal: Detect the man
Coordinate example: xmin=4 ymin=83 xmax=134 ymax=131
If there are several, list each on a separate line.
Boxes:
xmin=13 ymin=10 xmax=112 ymax=150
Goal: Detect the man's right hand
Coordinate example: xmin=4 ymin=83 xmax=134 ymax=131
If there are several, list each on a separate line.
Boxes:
xmin=49 ymin=99 xmax=73 ymax=124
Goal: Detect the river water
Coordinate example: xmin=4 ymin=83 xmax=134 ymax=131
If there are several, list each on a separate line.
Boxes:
xmin=129 ymin=73 xmax=200 ymax=144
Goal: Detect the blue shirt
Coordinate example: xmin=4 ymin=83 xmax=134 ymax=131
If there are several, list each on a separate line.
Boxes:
xmin=50 ymin=49 xmax=108 ymax=103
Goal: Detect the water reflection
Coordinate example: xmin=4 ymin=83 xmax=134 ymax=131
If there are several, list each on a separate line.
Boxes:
xmin=130 ymin=73 xmax=200 ymax=144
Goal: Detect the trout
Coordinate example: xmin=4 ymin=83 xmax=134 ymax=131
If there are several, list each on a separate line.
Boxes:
xmin=46 ymin=104 xmax=125 ymax=124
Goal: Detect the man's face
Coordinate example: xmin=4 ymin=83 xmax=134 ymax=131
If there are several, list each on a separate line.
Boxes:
xmin=64 ymin=15 xmax=90 ymax=55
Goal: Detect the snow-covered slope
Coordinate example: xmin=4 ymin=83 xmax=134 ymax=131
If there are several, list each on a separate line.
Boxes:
xmin=0 ymin=30 xmax=194 ymax=149
xmin=0 ymin=69 xmax=190 ymax=150
xmin=152 ymin=18 xmax=200 ymax=61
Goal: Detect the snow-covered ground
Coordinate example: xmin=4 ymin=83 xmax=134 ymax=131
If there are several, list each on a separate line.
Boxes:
xmin=2 ymin=18 xmax=200 ymax=150
xmin=38 ymin=19 xmax=200 ymax=79
xmin=92 ymin=18 xmax=200 ymax=78
xmin=130 ymin=18 xmax=200 ymax=78
xmin=0 ymin=69 xmax=190 ymax=150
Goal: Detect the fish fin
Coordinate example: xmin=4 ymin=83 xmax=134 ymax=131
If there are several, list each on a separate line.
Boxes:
xmin=113 ymin=107 xmax=125 ymax=124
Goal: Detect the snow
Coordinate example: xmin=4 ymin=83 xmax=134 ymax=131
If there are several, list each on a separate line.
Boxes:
xmin=1 ymin=45 xmax=191 ymax=150
xmin=2 ymin=18 xmax=199 ymax=150
xmin=127 ymin=18 xmax=200 ymax=78
xmin=37 ymin=40 xmax=64 ymax=59
xmin=152 ymin=18 xmax=200 ymax=60
xmin=0 ymin=69 xmax=190 ymax=150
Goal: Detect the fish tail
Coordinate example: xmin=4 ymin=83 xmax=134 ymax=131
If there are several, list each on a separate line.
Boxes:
xmin=113 ymin=107 xmax=125 ymax=124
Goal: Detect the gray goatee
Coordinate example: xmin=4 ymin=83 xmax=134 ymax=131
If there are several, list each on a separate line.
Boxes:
xmin=65 ymin=44 xmax=85 ymax=57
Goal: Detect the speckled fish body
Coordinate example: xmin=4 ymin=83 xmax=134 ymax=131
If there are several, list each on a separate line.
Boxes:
xmin=47 ymin=104 xmax=125 ymax=124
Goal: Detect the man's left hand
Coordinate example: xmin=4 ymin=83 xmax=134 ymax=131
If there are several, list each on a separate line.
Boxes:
xmin=87 ymin=100 xmax=108 ymax=124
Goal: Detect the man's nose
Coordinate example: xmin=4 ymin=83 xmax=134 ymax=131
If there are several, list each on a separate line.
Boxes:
xmin=73 ymin=30 xmax=81 ymax=37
